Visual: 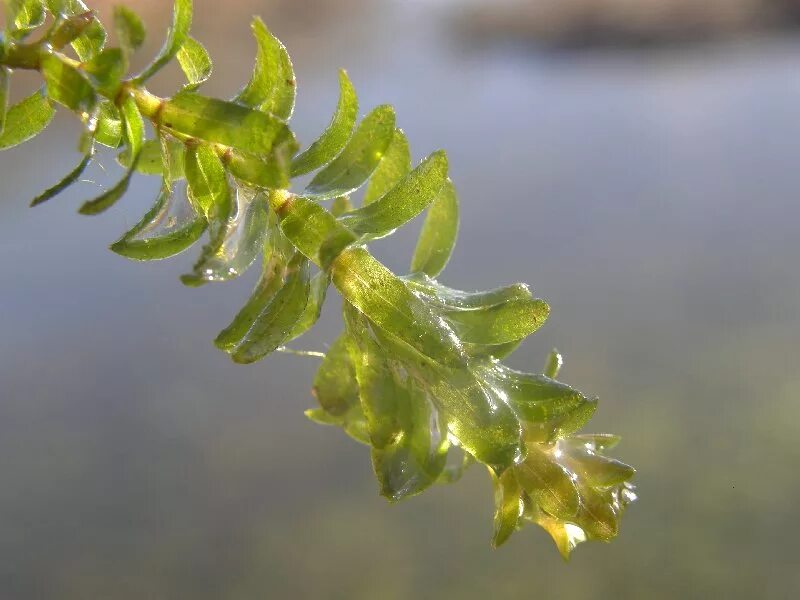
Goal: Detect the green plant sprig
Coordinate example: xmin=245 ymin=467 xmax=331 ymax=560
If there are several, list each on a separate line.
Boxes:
xmin=0 ymin=0 xmax=636 ymax=556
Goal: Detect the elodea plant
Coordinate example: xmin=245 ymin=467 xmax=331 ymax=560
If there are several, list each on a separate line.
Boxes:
xmin=0 ymin=0 xmax=636 ymax=556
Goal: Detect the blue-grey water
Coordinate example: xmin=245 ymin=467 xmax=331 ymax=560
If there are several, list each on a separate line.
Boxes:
xmin=1 ymin=1 xmax=799 ymax=597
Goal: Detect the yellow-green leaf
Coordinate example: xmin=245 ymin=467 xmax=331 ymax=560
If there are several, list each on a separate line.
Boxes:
xmin=177 ymin=36 xmax=212 ymax=90
xmin=411 ymin=178 xmax=459 ymax=277
xmin=0 ymin=89 xmax=54 ymax=150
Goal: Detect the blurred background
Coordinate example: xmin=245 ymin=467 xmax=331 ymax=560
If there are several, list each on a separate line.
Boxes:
xmin=2 ymin=0 xmax=799 ymax=597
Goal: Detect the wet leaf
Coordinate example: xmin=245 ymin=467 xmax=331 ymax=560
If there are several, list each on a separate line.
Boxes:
xmin=363 ymin=128 xmax=411 ymax=205
xmin=411 ymin=178 xmax=459 ymax=277
xmin=181 ymin=184 xmax=267 ymax=285
xmin=58 ymin=0 xmax=106 ymax=61
xmin=492 ymin=469 xmax=522 ymax=547
xmin=235 ymin=16 xmax=295 ymax=119
xmin=442 ymin=296 xmax=550 ymax=346
xmin=230 ymin=257 xmax=311 ymax=364
xmin=402 ymin=274 xmax=532 ymax=311
xmin=78 ymin=93 xmax=143 ymax=214
xmin=304 ymin=105 xmax=396 ymax=200
xmin=40 ymin=53 xmax=96 ymax=111
xmin=516 ymin=445 xmax=579 ymax=520
xmin=160 ymin=92 xmax=292 ymax=156
xmin=185 ymin=143 xmax=228 ymax=218
xmin=0 ymin=88 xmax=54 ymax=150
xmin=177 ymin=36 xmax=212 ymax=90
xmin=338 ymin=150 xmax=448 ymax=238
xmin=110 ymin=182 xmax=206 ymax=260
xmin=136 ymin=0 xmax=192 ymax=82
xmin=544 ymin=349 xmax=563 ymax=379
xmin=30 ymin=150 xmax=92 ymax=206
xmin=290 ymin=69 xmax=358 ymax=176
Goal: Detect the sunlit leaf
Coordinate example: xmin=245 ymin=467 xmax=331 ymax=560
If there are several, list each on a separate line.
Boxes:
xmin=235 ymin=16 xmax=295 ymax=120
xmin=230 ymin=256 xmax=311 ymax=364
xmin=110 ymin=181 xmax=206 ymax=260
xmin=181 ymin=183 xmax=267 ymax=286
xmin=0 ymin=88 xmax=54 ymax=150
xmin=136 ymin=0 xmax=192 ymax=82
xmin=84 ymin=48 xmax=125 ymax=95
xmin=95 ymin=100 xmax=122 ymax=148
xmin=402 ymin=273 xmax=532 ymax=311
xmin=363 ymin=128 xmax=411 ymax=205
xmin=159 ymin=92 xmax=292 ymax=156
xmin=492 ymin=469 xmax=522 ymax=547
xmin=442 ymin=296 xmax=550 ymax=346
xmin=30 ymin=150 xmax=92 ymax=206
xmin=48 ymin=10 xmax=95 ymax=49
xmin=411 ymin=178 xmax=459 ymax=277
xmin=304 ymin=105 xmax=396 ymax=200
xmin=177 ymin=36 xmax=212 ymax=90
xmin=56 ymin=0 xmax=106 ymax=61
xmin=185 ymin=143 xmax=228 ymax=218
xmin=78 ymin=93 xmax=143 ymax=214
xmin=113 ymin=5 xmax=145 ymax=54
xmin=40 ymin=53 xmax=95 ymax=111
xmin=287 ymin=271 xmax=329 ymax=341
xmin=290 ymin=69 xmax=358 ymax=176
xmin=338 ymin=150 xmax=448 ymax=238
xmin=544 ymin=348 xmax=563 ymax=379
xmin=6 ymin=0 xmax=45 ymax=38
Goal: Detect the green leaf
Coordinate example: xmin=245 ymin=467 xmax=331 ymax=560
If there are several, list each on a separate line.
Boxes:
xmin=30 ymin=150 xmax=92 ymax=206
xmin=181 ymin=184 xmax=267 ymax=286
xmin=544 ymin=348 xmax=562 ymax=379
xmin=113 ymin=5 xmax=145 ymax=54
xmin=47 ymin=10 xmax=95 ymax=49
xmin=304 ymin=105 xmax=396 ymax=200
xmin=110 ymin=183 xmax=206 ymax=261
xmin=225 ymin=142 xmax=295 ymax=190
xmin=136 ymin=0 xmax=192 ymax=82
xmin=6 ymin=0 xmax=45 ymax=38
xmin=492 ymin=469 xmax=522 ymax=547
xmin=56 ymin=0 xmax=106 ymax=61
xmin=290 ymin=69 xmax=358 ymax=176
xmin=235 ymin=16 xmax=295 ymax=120
xmin=402 ymin=273 xmax=533 ymax=311
xmin=287 ymin=271 xmax=329 ymax=342
xmin=230 ymin=257 xmax=311 ymax=364
xmin=40 ymin=53 xmax=95 ymax=111
xmin=78 ymin=94 xmax=143 ymax=215
xmin=118 ymin=137 xmax=185 ymax=179
xmin=0 ymin=67 xmax=9 ymax=137
xmin=363 ymin=128 xmax=411 ymax=205
xmin=177 ymin=36 xmax=212 ymax=90
xmin=84 ymin=48 xmax=125 ymax=94
xmin=338 ymin=150 xmax=448 ymax=238
xmin=411 ymin=178 xmax=459 ymax=277
xmin=442 ymin=296 xmax=550 ymax=346
xmin=0 ymin=88 xmax=54 ymax=150
xmin=94 ymin=100 xmax=122 ymax=148
xmin=185 ymin=143 xmax=228 ymax=219
xmin=516 ymin=445 xmax=579 ymax=521
xmin=159 ymin=92 xmax=292 ymax=156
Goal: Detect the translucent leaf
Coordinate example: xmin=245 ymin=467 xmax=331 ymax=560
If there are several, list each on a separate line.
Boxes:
xmin=0 ymin=89 xmax=54 ymax=150
xmin=0 ymin=67 xmax=9 ymax=137
xmin=492 ymin=469 xmax=522 ymax=548
xmin=214 ymin=253 xmax=286 ymax=353
xmin=411 ymin=178 xmax=459 ymax=277
xmin=58 ymin=0 xmax=106 ymax=61
xmin=338 ymin=150 xmax=448 ymax=238
xmin=118 ymin=137 xmax=185 ymax=179
xmin=136 ymin=0 xmax=192 ymax=82
xmin=113 ymin=5 xmax=145 ymax=54
xmin=331 ymin=247 xmax=523 ymax=467
xmin=181 ymin=184 xmax=267 ymax=286
xmin=235 ymin=16 xmax=295 ymax=120
xmin=544 ymin=349 xmax=563 ymax=379
xmin=272 ymin=193 xmax=357 ymax=266
xmin=177 ymin=36 xmax=212 ymax=91
xmin=159 ymin=92 xmax=292 ymax=157
xmin=85 ymin=48 xmax=125 ymax=95
xmin=49 ymin=10 xmax=96 ymax=49
xmin=287 ymin=271 xmax=329 ymax=342
xmin=303 ymin=106 xmax=396 ymax=200
xmin=6 ymin=0 xmax=45 ymax=38
xmin=185 ymin=143 xmax=228 ymax=219
xmin=441 ymin=296 xmax=550 ymax=346
xmin=363 ymin=128 xmax=411 ymax=206
xmin=40 ymin=53 xmax=96 ymax=111
xmin=402 ymin=274 xmax=533 ymax=311
xmin=30 ymin=150 xmax=92 ymax=206
xmin=225 ymin=145 xmax=294 ymax=190
xmin=290 ymin=69 xmax=358 ymax=176
xmin=78 ymin=94 xmax=143 ymax=215
xmin=95 ymin=100 xmax=122 ymax=148
xmin=230 ymin=257 xmax=311 ymax=364
xmin=110 ymin=181 xmax=206 ymax=261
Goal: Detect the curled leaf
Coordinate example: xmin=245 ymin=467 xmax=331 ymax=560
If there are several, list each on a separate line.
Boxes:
xmin=363 ymin=128 xmax=411 ymax=205
xmin=177 ymin=36 xmax=212 ymax=90
xmin=136 ymin=0 xmax=192 ymax=82
xmin=411 ymin=178 xmax=459 ymax=277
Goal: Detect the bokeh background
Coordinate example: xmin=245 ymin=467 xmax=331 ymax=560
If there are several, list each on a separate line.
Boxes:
xmin=2 ymin=0 xmax=800 ymax=598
